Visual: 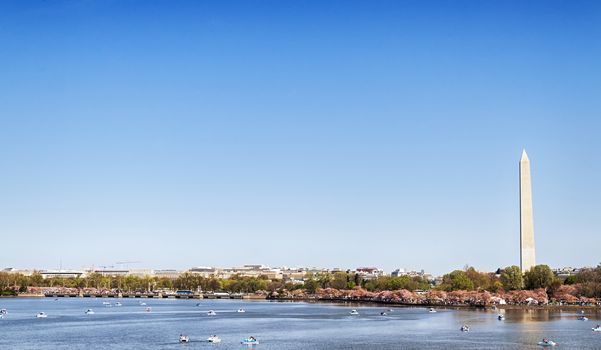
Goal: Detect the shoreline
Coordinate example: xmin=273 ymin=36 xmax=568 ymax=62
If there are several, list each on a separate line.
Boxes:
xmin=270 ymin=297 xmax=601 ymax=310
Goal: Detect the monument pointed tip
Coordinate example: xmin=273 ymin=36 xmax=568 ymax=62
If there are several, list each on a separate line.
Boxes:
xmin=521 ymin=149 xmax=529 ymax=161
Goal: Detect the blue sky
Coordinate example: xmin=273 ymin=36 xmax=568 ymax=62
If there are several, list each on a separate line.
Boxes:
xmin=1 ymin=1 xmax=600 ymax=275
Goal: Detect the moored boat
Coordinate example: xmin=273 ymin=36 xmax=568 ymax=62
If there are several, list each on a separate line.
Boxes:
xmin=537 ymin=339 xmax=556 ymax=347
xmin=241 ymin=336 xmax=258 ymax=345
xmin=179 ymin=334 xmax=190 ymax=343
xmin=207 ymin=335 xmax=221 ymax=343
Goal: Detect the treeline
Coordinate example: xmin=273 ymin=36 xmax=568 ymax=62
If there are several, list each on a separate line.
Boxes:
xmin=439 ymin=264 xmax=601 ymax=298
xmin=301 ymin=272 xmax=429 ymax=293
xmin=2 ymin=264 xmax=600 ymax=298
xmin=0 ymin=272 xmax=290 ymax=294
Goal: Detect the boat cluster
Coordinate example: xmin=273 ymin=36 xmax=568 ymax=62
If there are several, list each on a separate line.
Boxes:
xmin=178 ymin=334 xmax=258 ymax=344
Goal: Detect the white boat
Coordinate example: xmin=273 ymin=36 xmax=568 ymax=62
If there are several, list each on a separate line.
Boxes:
xmin=179 ymin=335 xmax=190 ymax=343
xmin=102 ymin=301 xmax=111 ymax=306
xmin=85 ymin=309 xmax=95 ymax=315
xmin=207 ymin=310 xmax=217 ymax=316
xmin=537 ymin=340 xmax=557 ymax=347
xmin=36 ymin=312 xmax=47 ymax=318
xmin=578 ymin=316 xmax=588 ymax=321
xmin=207 ymin=335 xmax=221 ymax=343
xmin=139 ymin=302 xmax=147 ymax=306
xmin=428 ymin=308 xmax=436 ymax=313
xmin=498 ymin=315 xmax=505 ymax=320
xmin=115 ymin=302 xmax=122 ymax=307
xmin=237 ymin=309 xmax=246 ymax=313
xmin=380 ymin=312 xmax=388 ymax=316
xmin=0 ymin=309 xmax=7 ymax=315
xmin=349 ymin=309 xmax=359 ymax=315
xmin=460 ymin=325 xmax=470 ymax=332
xmin=241 ymin=337 xmax=259 ymax=345
xmin=592 ymin=326 xmax=601 ymax=332
xmin=145 ymin=307 xmax=152 ymax=312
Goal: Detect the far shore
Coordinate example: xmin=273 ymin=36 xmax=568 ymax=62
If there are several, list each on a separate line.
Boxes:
xmin=271 ymin=297 xmax=601 ymax=310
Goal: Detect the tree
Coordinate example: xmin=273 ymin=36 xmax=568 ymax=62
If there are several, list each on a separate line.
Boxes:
xmin=440 ymin=270 xmax=474 ymax=291
xmin=500 ymin=266 xmax=523 ymax=290
xmin=524 ymin=265 xmax=555 ymax=290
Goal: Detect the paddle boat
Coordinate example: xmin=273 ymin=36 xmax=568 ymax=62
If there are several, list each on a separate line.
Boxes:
xmin=380 ymin=311 xmax=388 ymax=316
xmin=145 ymin=307 xmax=152 ymax=312
xmin=498 ymin=314 xmax=505 ymax=320
xmin=237 ymin=309 xmax=246 ymax=313
xmin=207 ymin=310 xmax=217 ymax=316
xmin=349 ymin=309 xmax=359 ymax=315
xmin=115 ymin=302 xmax=122 ymax=307
xmin=428 ymin=307 xmax=436 ymax=313
xmin=537 ymin=339 xmax=557 ymax=347
xmin=592 ymin=325 xmax=601 ymax=332
xmin=578 ymin=316 xmax=589 ymax=321
xmin=460 ymin=325 xmax=470 ymax=332
xmin=139 ymin=302 xmax=147 ymax=306
xmin=0 ymin=309 xmax=7 ymax=315
xmin=207 ymin=335 xmax=221 ymax=343
xmin=179 ymin=334 xmax=190 ymax=343
xmin=241 ymin=336 xmax=259 ymax=345
xmin=36 ymin=312 xmax=47 ymax=318
xmin=85 ymin=309 xmax=95 ymax=315
xmin=102 ymin=301 xmax=111 ymax=306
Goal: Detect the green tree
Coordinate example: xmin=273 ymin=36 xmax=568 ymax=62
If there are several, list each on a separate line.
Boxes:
xmin=500 ymin=266 xmax=523 ymax=290
xmin=440 ymin=270 xmax=474 ymax=291
xmin=524 ymin=264 xmax=555 ymax=290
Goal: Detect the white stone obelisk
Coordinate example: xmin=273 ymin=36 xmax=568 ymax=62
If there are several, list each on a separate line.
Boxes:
xmin=519 ymin=150 xmax=536 ymax=272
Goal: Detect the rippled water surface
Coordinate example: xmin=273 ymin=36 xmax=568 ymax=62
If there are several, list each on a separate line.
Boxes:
xmin=1 ymin=298 xmax=600 ymax=349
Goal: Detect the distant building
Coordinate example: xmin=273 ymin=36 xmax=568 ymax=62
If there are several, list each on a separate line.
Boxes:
xmin=355 ymin=267 xmax=384 ymax=280
xmin=39 ymin=270 xmax=85 ymax=279
xmin=153 ymin=269 xmax=181 ymax=279
xmin=93 ymin=269 xmax=129 ymax=277
xmin=552 ymin=267 xmax=582 ymax=278
xmin=391 ymin=268 xmax=432 ymax=281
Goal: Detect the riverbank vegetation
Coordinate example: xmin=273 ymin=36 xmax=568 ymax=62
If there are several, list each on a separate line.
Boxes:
xmin=2 ymin=264 xmax=600 ymax=305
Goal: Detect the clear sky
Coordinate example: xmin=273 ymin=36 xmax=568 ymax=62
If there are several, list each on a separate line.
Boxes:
xmin=1 ymin=1 xmax=600 ymax=275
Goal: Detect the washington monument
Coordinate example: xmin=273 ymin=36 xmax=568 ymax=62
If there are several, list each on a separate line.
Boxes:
xmin=519 ymin=149 xmax=536 ymax=272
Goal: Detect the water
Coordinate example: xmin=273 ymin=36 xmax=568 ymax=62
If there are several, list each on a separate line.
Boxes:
xmin=0 ymin=298 xmax=600 ymax=349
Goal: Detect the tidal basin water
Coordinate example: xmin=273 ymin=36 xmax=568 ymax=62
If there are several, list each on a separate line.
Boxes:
xmin=1 ymin=298 xmax=600 ymax=349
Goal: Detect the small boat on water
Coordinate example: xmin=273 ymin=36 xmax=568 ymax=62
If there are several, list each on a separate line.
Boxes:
xmin=102 ymin=301 xmax=111 ymax=306
xmin=145 ymin=307 xmax=152 ymax=312
xmin=380 ymin=312 xmax=388 ymax=316
xmin=241 ymin=336 xmax=258 ymax=345
xmin=537 ymin=339 xmax=557 ymax=347
xmin=592 ymin=325 xmax=601 ymax=332
xmin=179 ymin=334 xmax=190 ymax=343
xmin=0 ymin=309 xmax=7 ymax=315
xmin=578 ymin=316 xmax=589 ymax=321
xmin=139 ymin=302 xmax=147 ymax=306
xmin=349 ymin=309 xmax=359 ymax=315
xmin=460 ymin=325 xmax=470 ymax=332
xmin=498 ymin=315 xmax=505 ymax=320
xmin=207 ymin=335 xmax=221 ymax=343
xmin=428 ymin=308 xmax=436 ymax=313
xmin=207 ymin=310 xmax=217 ymax=316
xmin=36 ymin=312 xmax=47 ymax=318
xmin=196 ymin=303 xmax=202 ymax=307
xmin=115 ymin=302 xmax=122 ymax=307
xmin=85 ymin=309 xmax=95 ymax=315
xmin=237 ymin=309 xmax=246 ymax=313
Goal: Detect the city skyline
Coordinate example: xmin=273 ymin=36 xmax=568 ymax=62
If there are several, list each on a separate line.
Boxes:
xmin=1 ymin=1 xmax=600 ymax=275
